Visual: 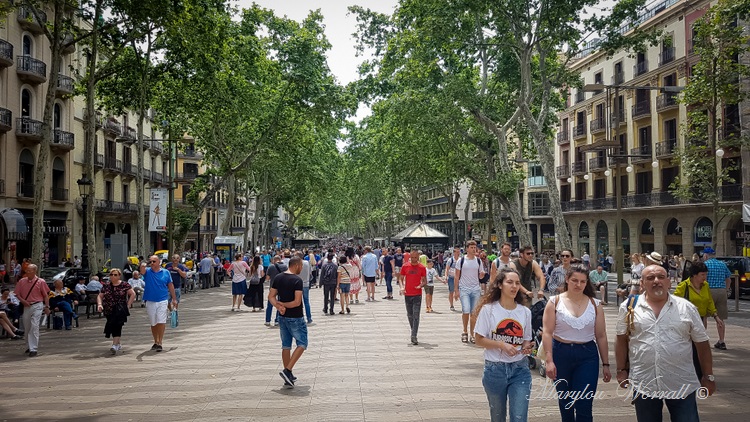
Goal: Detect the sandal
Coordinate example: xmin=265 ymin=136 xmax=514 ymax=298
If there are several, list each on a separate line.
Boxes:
xmin=339 ymin=311 xmax=345 ymax=315
xmin=346 ymin=307 xmax=351 ymax=314
xmin=461 ymin=333 xmax=469 ymax=343
xmin=470 ymin=336 xmax=476 ymax=344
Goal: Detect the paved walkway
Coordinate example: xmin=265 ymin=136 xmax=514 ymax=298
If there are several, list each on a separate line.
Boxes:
xmin=1 ymin=281 xmax=748 ymax=421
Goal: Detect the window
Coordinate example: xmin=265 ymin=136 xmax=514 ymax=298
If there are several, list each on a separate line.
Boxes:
xmin=123 ymin=183 xmax=130 ymax=204
xmin=636 ymin=171 xmax=652 ymax=194
xmin=528 ymin=192 xmax=550 ymax=216
xmin=21 ymin=89 xmax=31 ymax=117
xmin=594 ymin=72 xmax=603 ymax=94
xmin=22 ymin=35 xmax=32 ymax=56
xmin=638 ymin=126 xmax=652 ymax=150
xmin=527 ymin=163 xmax=546 ymax=186
xmin=664 ymin=119 xmax=677 ymax=143
xmin=53 ymin=104 xmax=61 ymax=129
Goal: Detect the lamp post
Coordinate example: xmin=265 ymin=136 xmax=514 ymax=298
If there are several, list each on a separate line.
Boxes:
xmin=580 ymin=83 xmax=684 ymax=292
xmin=77 ymin=174 xmax=93 ymax=277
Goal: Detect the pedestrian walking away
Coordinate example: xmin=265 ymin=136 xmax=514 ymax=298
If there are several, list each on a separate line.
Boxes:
xmin=246 ymin=256 xmax=265 ymax=311
xmin=542 ymin=264 xmax=611 ymax=422
xmin=143 ymin=255 xmax=178 ymax=352
xmin=14 ymin=264 xmax=50 ymax=357
xmin=268 ymin=256 xmax=308 ymax=389
xmin=455 ymin=240 xmax=486 ymax=344
xmin=615 ymin=264 xmax=715 ymax=422
xmin=474 ymin=268 xmax=533 ymax=422
xmin=361 ymin=246 xmax=379 ymax=301
xmin=229 ymin=253 xmax=252 ymax=312
xmin=97 ymin=268 xmax=136 ymax=355
xmin=381 ymin=249 xmax=396 ymax=299
xmin=320 ymin=253 xmax=339 ymax=315
xmin=199 ymin=254 xmax=213 ymax=289
xmin=296 ymin=252 xmax=314 ymax=324
xmin=399 ymin=252 xmax=427 ymax=345
xmin=344 ymin=248 xmax=362 ymax=304
xmin=702 ymin=247 xmax=730 ymax=350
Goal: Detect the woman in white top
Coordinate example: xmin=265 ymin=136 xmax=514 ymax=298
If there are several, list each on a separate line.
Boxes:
xmin=473 ymin=269 xmax=533 ymax=422
xmin=229 ymin=253 xmax=252 ymax=312
xmin=542 ymin=265 xmax=611 ymax=422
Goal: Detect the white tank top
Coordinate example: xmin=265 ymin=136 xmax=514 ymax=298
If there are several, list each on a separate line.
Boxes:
xmin=553 ymin=296 xmax=599 ymax=343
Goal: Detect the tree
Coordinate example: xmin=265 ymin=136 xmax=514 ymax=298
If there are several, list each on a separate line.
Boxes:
xmin=675 ymin=0 xmax=750 ymax=247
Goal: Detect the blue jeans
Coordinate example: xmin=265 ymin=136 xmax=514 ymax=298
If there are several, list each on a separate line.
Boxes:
xmin=265 ymin=300 xmax=278 ymax=324
xmin=459 ymin=286 xmax=481 ymax=314
xmin=384 ymin=273 xmax=393 ymax=294
xmin=278 ymin=316 xmax=308 ymax=350
xmin=303 ymin=286 xmax=312 ymax=322
xmin=53 ymin=301 xmax=76 ymax=328
xmin=633 ymin=390 xmax=698 ymax=422
xmin=552 ymin=339 xmax=600 ymax=422
xmin=482 ymin=359 xmax=532 ymax=422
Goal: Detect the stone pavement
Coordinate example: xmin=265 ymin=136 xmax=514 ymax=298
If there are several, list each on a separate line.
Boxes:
xmin=1 ymin=281 xmax=748 ymax=422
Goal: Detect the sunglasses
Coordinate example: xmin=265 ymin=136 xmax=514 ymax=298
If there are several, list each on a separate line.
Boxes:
xmin=109 ymin=273 xmax=120 ymax=276
xmin=525 ymin=252 xmax=535 ymax=255
xmin=150 ymin=260 xmax=158 ymax=263
xmin=561 ymin=254 xmax=572 ymax=258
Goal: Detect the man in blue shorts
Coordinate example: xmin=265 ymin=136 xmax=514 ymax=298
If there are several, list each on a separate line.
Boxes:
xmin=455 ymin=241 xmax=485 ymax=344
xmin=269 ymin=256 xmax=306 ymax=388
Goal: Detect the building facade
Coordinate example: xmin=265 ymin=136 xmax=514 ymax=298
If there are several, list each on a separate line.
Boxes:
xmin=555 ymin=0 xmax=747 ymax=258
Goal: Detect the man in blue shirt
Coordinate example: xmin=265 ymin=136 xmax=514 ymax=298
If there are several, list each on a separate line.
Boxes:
xmin=360 ymin=246 xmax=379 ymax=302
xmin=143 ymin=255 xmax=177 ymax=352
xmin=262 ymin=250 xmax=272 ymax=273
xmin=165 ymin=254 xmax=188 ymax=304
xmin=703 ymin=247 xmax=731 ymax=350
xmin=199 ymin=254 xmax=213 ymax=289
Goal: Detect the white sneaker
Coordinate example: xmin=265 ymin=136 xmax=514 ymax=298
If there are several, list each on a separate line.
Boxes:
xmin=110 ymin=345 xmax=117 ymax=355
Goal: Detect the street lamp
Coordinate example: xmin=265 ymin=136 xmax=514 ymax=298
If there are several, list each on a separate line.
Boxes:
xmin=580 ymin=82 xmax=684 ymax=296
xmin=77 ymin=174 xmax=93 ymax=276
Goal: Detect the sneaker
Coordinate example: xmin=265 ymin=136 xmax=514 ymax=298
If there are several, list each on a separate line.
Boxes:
xmin=28 ymin=351 xmax=38 ymax=357
xmin=411 ymin=337 xmax=418 ymax=345
xmin=231 ymin=308 xmax=235 ymax=312
xmin=111 ymin=345 xmax=117 ymax=355
xmin=382 ymin=295 xmax=390 ymax=300
xmin=156 ymin=345 xmax=163 ymax=352
xmin=279 ymin=369 xmax=295 ymax=386
xmin=264 ymin=322 xmax=271 ymax=326
xmin=330 ymin=311 xmax=335 ymax=316
xmin=273 ymin=322 xmax=279 ymax=327
xmin=151 ymin=343 xmax=159 ymax=350
xmin=714 ymin=342 xmax=727 ymax=350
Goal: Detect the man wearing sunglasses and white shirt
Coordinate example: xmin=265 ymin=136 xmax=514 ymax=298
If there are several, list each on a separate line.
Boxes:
xmin=143 ymin=255 xmax=178 ymax=352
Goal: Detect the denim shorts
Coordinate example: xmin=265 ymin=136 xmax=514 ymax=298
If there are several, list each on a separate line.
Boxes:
xmin=279 ymin=316 xmax=308 ymax=350
xmin=339 ymin=283 xmax=351 ymax=293
xmin=459 ymin=287 xmax=482 ymax=314
xmin=447 ymin=276 xmax=455 ymax=293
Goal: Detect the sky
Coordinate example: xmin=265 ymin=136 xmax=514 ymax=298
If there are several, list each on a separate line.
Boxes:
xmin=234 ymin=0 xmax=399 ymax=86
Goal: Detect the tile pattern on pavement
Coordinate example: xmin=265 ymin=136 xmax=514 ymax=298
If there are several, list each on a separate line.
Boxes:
xmin=0 ymin=281 xmax=748 ymax=421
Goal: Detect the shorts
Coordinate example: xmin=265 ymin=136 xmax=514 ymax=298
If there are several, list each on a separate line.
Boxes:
xmin=459 ymin=287 xmax=482 ymax=314
xmin=710 ymin=288 xmax=728 ymax=319
xmin=146 ymin=300 xmax=168 ymax=326
xmin=395 ymin=266 xmax=402 ymax=275
xmin=447 ymin=276 xmax=455 ymax=293
xmin=479 ymin=275 xmax=489 ymax=284
xmin=669 ymin=270 xmax=677 ymax=278
xmin=174 ymin=288 xmax=181 ymax=303
xmin=424 ymin=285 xmax=434 ymax=295
xmin=339 ymin=283 xmax=351 ymax=293
xmin=278 ymin=316 xmax=308 ymax=350
xmin=364 ymin=276 xmax=376 ymax=284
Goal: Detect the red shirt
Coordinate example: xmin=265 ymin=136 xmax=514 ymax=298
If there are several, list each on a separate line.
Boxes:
xmin=15 ymin=276 xmax=50 ymax=304
xmin=400 ymin=262 xmax=426 ymax=296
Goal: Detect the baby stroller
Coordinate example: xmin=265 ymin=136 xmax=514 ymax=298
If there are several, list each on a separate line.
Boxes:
xmin=530 ymin=297 xmax=548 ymax=376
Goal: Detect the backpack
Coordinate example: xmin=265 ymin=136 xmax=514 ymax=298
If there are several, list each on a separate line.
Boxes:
xmin=321 ymin=263 xmax=338 ymax=284
xmin=458 ymin=257 xmax=481 ymax=281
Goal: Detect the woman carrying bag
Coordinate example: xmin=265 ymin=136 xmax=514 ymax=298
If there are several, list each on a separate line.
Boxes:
xmin=230 ymin=253 xmax=252 ymax=312
xmin=245 ymin=256 xmax=265 ymax=312
xmin=97 ymin=268 xmax=135 ymax=355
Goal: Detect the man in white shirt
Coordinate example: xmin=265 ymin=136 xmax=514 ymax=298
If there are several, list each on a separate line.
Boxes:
xmin=128 ymin=271 xmax=145 ymax=305
xmin=454 ymin=240 xmax=485 ymax=344
xmin=489 ymin=242 xmax=515 ymax=283
xmin=615 ymin=265 xmax=715 ymax=421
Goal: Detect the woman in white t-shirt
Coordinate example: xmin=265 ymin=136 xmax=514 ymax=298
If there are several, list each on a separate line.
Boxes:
xmin=473 ymin=269 xmax=533 ymax=422
xmin=541 ymin=265 xmax=611 ymax=421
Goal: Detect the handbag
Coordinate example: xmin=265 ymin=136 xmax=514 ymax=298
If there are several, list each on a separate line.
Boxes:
xmin=170 ymin=309 xmax=179 ymax=328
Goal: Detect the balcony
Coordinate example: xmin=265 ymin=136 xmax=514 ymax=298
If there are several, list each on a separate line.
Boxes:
xmin=143 ymin=168 xmax=152 ymax=181
xmin=178 ymin=148 xmax=203 ymax=159
xmin=656 ymin=93 xmax=678 ymax=112
xmin=149 ymin=140 xmax=164 ymax=154
xmin=634 ymin=60 xmax=648 ymax=77
xmin=0 ymin=108 xmax=11 ymax=132
xmin=56 ymin=74 xmax=74 ymax=96
xmin=104 ymin=118 xmax=122 ymax=136
xmin=62 ymin=34 xmax=75 ymax=54
xmin=655 ymin=139 xmax=677 ymax=158
xmin=94 ymin=153 xmax=104 ymax=169
xmin=556 ymin=165 xmax=571 ymax=179
xmin=50 ymin=187 xmax=69 ymax=201
xmin=17 ymin=183 xmax=34 ymax=199
xmin=556 ymin=131 xmax=569 ymax=145
xmin=659 ymin=47 xmax=675 ymax=65
xmin=152 ymin=172 xmax=163 ymax=184
xmin=571 ymin=161 xmax=587 ymax=176
xmin=631 ymin=101 xmax=651 ymax=120
xmin=611 ymin=110 xmax=626 ymax=126
xmin=575 ymin=91 xmax=585 ymax=104
xmin=94 ymin=200 xmax=137 ymax=214
xmin=16 ymin=56 xmax=47 ymax=84
xmin=612 ymin=71 xmax=624 ymax=85
xmin=720 ymin=184 xmax=742 ymax=202
xmin=590 ymin=117 xmax=606 ymax=135
xmin=0 ymin=39 xmax=13 ymax=67
xmin=589 ymin=156 xmax=607 ymax=171
xmin=122 ymin=162 xmax=136 ymax=178
xmin=572 ymin=124 xmax=586 ymax=140
xmin=16 ymin=117 xmax=43 ymax=143
xmin=175 ymin=172 xmax=199 ymax=182
xmin=104 ymin=156 xmax=122 ymax=173
xmin=52 ymin=129 xmax=75 ymax=151
xmin=630 ymin=144 xmax=652 ymax=163
xmin=17 ymin=6 xmax=47 ymax=34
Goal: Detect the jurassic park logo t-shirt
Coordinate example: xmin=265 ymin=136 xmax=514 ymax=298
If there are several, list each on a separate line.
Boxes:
xmin=474 ymin=302 xmax=532 ymax=363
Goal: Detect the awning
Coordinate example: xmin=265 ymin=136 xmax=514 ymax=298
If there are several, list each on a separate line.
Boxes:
xmin=743 ymin=204 xmax=750 ymax=224
xmin=0 ymin=208 xmax=29 ymax=241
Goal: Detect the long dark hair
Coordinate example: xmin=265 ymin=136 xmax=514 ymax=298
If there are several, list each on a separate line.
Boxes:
xmin=345 ymin=247 xmax=355 ymax=259
xmin=563 ymin=264 xmax=595 ymax=297
xmin=474 ymin=268 xmax=523 ymax=318
xmin=250 ymin=256 xmax=261 ymax=274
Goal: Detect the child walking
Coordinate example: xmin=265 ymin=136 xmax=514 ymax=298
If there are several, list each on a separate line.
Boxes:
xmin=425 ymin=260 xmax=444 ymax=313
xmin=473 ymin=268 xmax=533 ymax=422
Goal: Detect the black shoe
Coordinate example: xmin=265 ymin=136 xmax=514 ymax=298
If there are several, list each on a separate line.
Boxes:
xmin=323 ymin=308 xmax=328 ymax=314
xmin=11 ymin=335 xmax=22 ymax=340
xmin=279 ymin=369 xmax=295 ymax=386
xmin=714 ymin=342 xmax=727 ymax=350
xmin=24 ymin=349 xmax=30 ymax=354
xmin=14 ymin=329 xmax=24 ymax=336
xmin=156 ymin=345 xmax=163 ymax=352
xmin=329 ymin=311 xmax=335 ymax=316
xmin=411 ymin=337 xmax=418 ymax=345
xmin=28 ymin=351 xmax=38 ymax=357
xmin=382 ymin=295 xmax=390 ymax=299
xmin=151 ymin=343 xmax=159 ymax=350
xmin=346 ymin=307 xmax=351 ymax=314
